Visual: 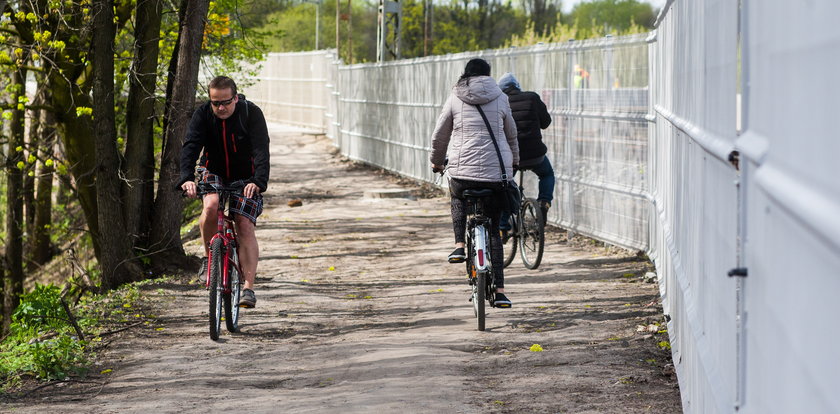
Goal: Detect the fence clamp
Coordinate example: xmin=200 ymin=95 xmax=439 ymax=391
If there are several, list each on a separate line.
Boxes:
xmin=727 ymin=267 xmax=748 ymax=278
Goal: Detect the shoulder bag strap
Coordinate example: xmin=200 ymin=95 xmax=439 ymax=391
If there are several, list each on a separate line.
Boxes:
xmin=472 ymin=103 xmax=508 ymax=187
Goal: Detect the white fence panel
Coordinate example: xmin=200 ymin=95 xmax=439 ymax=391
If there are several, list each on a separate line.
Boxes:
xmin=241 ymin=51 xmax=332 ymax=131
xmin=650 ymin=0 xmax=740 ymax=412
xmin=241 ymin=8 xmax=840 ymax=409
xmin=334 ymin=37 xmax=651 ymax=250
xmin=738 ymin=1 xmax=840 ymax=412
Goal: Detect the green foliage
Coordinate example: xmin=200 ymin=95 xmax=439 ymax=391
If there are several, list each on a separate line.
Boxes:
xmin=570 ymin=0 xmax=655 ymax=38
xmin=257 ymin=0 xmax=657 ymax=59
xmin=0 ymin=285 xmax=90 ymax=383
xmin=258 ymin=0 xmax=378 ymax=63
xmin=0 ymin=278 xmax=167 ymax=388
xmin=202 ymin=0 xmax=276 ymax=83
xmin=11 ymin=285 xmax=68 ymax=331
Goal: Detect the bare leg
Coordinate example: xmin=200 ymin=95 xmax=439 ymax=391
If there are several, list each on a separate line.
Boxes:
xmin=234 ymin=214 xmax=258 ymax=290
xmin=199 ymin=193 xmax=220 ymax=256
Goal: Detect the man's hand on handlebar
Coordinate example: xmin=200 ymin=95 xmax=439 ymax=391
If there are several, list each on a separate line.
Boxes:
xmin=243 ymin=183 xmax=260 ymax=199
xmin=432 ymin=164 xmax=445 ymax=174
xmin=181 ymin=181 xmax=198 ymax=198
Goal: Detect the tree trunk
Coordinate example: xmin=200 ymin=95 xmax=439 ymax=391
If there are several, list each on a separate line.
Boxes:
xmin=123 ymin=0 xmax=163 ymax=249
xmin=0 ymin=256 xmax=6 ymax=334
xmin=92 ymin=0 xmax=142 ymax=289
xmin=31 ymin=107 xmax=57 ymax=266
xmin=49 ymin=80 xmax=101 ymax=259
xmin=4 ymin=67 xmax=26 ymax=324
xmin=23 ymin=112 xmax=37 ymax=245
xmin=150 ymin=0 xmax=210 ymax=271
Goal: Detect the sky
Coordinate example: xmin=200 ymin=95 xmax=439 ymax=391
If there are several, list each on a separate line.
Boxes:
xmin=561 ymin=0 xmax=667 ymax=14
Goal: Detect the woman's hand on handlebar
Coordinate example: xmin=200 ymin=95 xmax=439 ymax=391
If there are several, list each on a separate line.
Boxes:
xmin=181 ymin=181 xmax=198 ymax=198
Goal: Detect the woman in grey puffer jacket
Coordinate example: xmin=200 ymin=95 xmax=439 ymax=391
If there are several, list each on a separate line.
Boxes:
xmin=430 ymin=58 xmax=519 ymax=308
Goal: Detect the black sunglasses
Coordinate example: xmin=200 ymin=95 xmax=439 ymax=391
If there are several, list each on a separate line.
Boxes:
xmin=210 ymin=97 xmax=235 ymax=107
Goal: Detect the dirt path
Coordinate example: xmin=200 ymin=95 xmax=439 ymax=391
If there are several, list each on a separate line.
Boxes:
xmin=4 ymin=125 xmax=681 ymax=413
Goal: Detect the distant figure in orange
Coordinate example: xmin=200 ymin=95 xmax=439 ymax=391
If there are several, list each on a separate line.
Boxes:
xmin=574 ymin=64 xmax=590 ymax=89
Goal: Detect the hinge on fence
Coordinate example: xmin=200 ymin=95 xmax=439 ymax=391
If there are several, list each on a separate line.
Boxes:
xmin=728 ymin=267 xmax=748 ymax=277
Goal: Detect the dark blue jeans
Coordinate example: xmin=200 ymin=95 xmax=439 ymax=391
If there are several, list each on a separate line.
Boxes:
xmin=500 ymin=157 xmax=555 ymax=230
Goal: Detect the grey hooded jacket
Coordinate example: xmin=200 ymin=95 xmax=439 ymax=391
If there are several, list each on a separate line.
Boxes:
xmin=430 ymin=75 xmax=519 ymax=182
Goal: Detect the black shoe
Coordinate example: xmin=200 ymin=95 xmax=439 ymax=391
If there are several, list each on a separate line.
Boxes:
xmin=493 ymin=292 xmax=512 ymax=308
xmin=539 ymin=201 xmax=551 ymax=226
xmin=198 ymin=257 xmax=208 ymax=284
xmin=239 ymin=289 xmax=257 ymax=308
xmin=448 ymin=247 xmax=466 ymax=263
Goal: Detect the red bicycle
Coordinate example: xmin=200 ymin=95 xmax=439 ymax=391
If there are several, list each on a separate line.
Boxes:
xmin=203 ymin=184 xmax=244 ymax=340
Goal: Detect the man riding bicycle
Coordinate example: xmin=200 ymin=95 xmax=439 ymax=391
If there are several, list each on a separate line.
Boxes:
xmin=497 ymin=72 xmax=554 ymax=230
xmin=178 ymin=76 xmax=270 ymax=308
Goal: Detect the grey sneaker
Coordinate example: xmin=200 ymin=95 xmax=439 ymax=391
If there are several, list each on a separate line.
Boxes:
xmin=198 ymin=257 xmax=208 ymax=284
xmin=239 ymin=289 xmax=257 ymax=308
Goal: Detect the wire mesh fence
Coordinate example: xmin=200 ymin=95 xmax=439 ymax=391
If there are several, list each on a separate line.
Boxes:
xmin=243 ymin=35 xmax=652 ymax=251
xmin=240 ymin=14 xmax=840 ymax=411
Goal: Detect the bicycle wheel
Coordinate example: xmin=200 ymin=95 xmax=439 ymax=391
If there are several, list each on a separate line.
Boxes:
xmin=208 ymin=238 xmax=224 ymax=340
xmin=502 ymin=213 xmax=517 ymax=268
xmin=475 ymin=270 xmax=486 ymax=331
xmin=223 ymin=247 xmax=241 ymax=333
xmin=519 ymin=199 xmax=545 ymax=269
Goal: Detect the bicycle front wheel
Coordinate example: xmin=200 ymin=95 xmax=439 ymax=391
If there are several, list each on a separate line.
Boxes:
xmin=209 ymin=238 xmax=224 ymax=340
xmin=475 ymin=270 xmax=486 ymax=331
xmin=519 ymin=199 xmax=545 ymax=269
xmin=224 ymin=247 xmax=241 ymax=333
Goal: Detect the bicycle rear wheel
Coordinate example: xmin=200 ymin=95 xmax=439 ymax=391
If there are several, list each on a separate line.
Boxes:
xmin=209 ymin=238 xmax=224 ymax=340
xmin=519 ymin=199 xmax=545 ymax=269
xmin=223 ymin=247 xmax=241 ymax=333
xmin=474 ymin=270 xmax=486 ymax=331
xmin=502 ymin=213 xmax=517 ymax=268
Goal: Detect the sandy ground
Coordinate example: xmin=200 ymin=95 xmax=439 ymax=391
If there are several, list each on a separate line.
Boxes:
xmin=2 ymin=125 xmax=681 ymax=413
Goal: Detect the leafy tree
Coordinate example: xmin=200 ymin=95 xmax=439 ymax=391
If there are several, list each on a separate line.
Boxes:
xmin=520 ymin=0 xmax=562 ymax=36
xmin=570 ymin=0 xmax=655 ymax=38
xmin=4 ymin=61 xmax=26 ymax=333
xmin=149 ymin=0 xmax=212 ymax=269
xmin=258 ymin=0 xmax=376 ymax=63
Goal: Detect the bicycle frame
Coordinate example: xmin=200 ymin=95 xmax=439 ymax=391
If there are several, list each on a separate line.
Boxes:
xmin=465 ymin=195 xmax=496 ymax=291
xmin=205 ymin=190 xmax=242 ymax=293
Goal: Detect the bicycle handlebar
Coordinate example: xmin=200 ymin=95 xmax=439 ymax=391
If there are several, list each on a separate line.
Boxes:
xmin=180 ymin=181 xmax=248 ymax=196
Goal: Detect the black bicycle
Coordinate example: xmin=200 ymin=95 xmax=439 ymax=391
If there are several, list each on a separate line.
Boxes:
xmin=434 ymin=164 xmax=501 ymax=331
xmin=502 ymin=172 xmax=545 ymax=270
xmin=463 ymin=188 xmax=499 ymax=332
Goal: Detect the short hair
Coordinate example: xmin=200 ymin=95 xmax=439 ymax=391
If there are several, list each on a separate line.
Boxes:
xmin=460 ymin=58 xmax=491 ymax=80
xmin=209 ymin=76 xmax=237 ymax=96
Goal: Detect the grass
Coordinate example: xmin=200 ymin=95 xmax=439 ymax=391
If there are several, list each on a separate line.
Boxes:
xmin=0 ymin=277 xmax=168 ymax=390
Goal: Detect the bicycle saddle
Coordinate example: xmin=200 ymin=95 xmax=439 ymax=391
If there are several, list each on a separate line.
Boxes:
xmin=463 ymin=188 xmax=495 ymax=198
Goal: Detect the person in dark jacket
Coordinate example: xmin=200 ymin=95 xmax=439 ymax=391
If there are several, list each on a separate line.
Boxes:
xmin=178 ymin=76 xmax=270 ymax=308
xmin=497 ymin=72 xmax=554 ymax=226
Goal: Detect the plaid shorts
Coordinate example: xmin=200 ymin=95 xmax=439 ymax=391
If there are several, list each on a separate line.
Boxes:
xmin=198 ymin=170 xmax=264 ymax=224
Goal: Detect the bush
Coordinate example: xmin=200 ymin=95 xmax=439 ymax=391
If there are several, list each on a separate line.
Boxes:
xmin=0 ymin=284 xmax=90 ymax=385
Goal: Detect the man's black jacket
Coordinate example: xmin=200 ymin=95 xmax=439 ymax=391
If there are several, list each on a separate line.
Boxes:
xmin=504 ymin=87 xmax=552 ymax=166
xmin=178 ymin=95 xmax=270 ymax=192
